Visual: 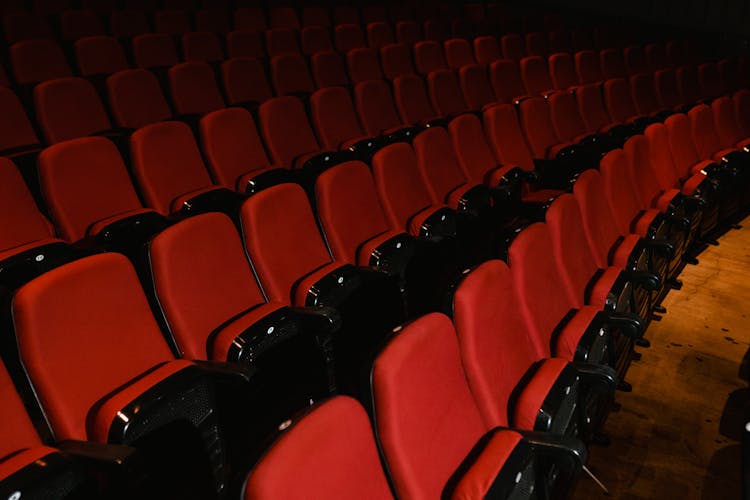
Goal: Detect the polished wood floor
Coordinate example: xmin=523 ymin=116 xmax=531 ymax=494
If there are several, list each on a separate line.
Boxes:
xmin=571 ymin=216 xmax=750 ymax=499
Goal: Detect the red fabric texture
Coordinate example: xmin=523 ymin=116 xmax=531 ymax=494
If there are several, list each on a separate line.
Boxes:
xmin=168 ymin=61 xmax=225 ymax=115
xmin=445 ymin=38 xmax=474 ymax=69
xmin=310 ymin=87 xmax=366 ymax=150
xmin=550 ymin=52 xmax=578 ymax=89
xmin=393 ymin=74 xmax=438 ymax=124
xmin=75 ymin=36 xmax=128 ymax=76
xmin=483 ymin=103 xmax=536 ymax=171
xmin=106 ymin=69 xmax=172 ymax=129
xmin=34 ymin=77 xmax=111 ymax=144
xmin=603 ymin=78 xmax=639 ymax=124
xmin=473 ymin=36 xmax=501 ymax=65
xmin=428 ymin=69 xmax=469 ymax=117
xmin=354 ymin=80 xmax=403 ymax=135
xmin=519 ymin=96 xmax=561 ymax=159
xmin=10 ymin=39 xmax=72 ymax=84
xmin=0 ymin=87 xmax=39 ymax=150
xmin=259 ymin=96 xmax=321 ymax=168
xmin=334 ymin=24 xmax=365 ymax=53
xmin=459 ymin=64 xmax=498 ymax=110
xmin=521 ymin=56 xmax=554 ymax=96
xmin=512 ymin=358 xmax=569 ymax=429
xmin=380 ymin=43 xmax=415 ymax=80
xmin=0 ymin=158 xmax=55 ymax=252
xmin=575 ymin=50 xmax=602 ymax=85
xmin=346 ymin=48 xmax=384 ymax=84
xmin=270 ymin=54 xmax=315 ymax=96
xmin=489 ymin=59 xmax=527 ymax=103
xmin=414 ymin=127 xmax=471 ymax=205
xmin=0 ymin=361 xmax=43 ymax=459
xmin=414 ymin=41 xmax=447 ymax=75
xmin=450 ymin=430 xmax=523 ymax=500
xmin=221 ymin=57 xmax=272 ymax=106
xmin=13 ymin=253 xmax=175 ymax=441
xmin=449 ymin=114 xmax=501 ymax=184
xmin=311 ymin=51 xmax=349 ymax=88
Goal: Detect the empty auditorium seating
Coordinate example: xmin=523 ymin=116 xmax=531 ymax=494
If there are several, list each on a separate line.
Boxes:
xmin=655 ymin=68 xmax=685 ymax=111
xmin=603 ymin=77 xmax=643 ymax=126
xmin=182 ymin=31 xmax=224 ymax=63
xmin=354 ymin=79 xmax=415 ymax=140
xmin=226 ymin=30 xmax=264 ymax=59
xmin=270 ymin=54 xmax=315 ymax=97
xmin=395 ymin=20 xmax=420 ymax=45
xmin=234 ymin=7 xmax=266 ymax=32
xmin=473 ymin=35 xmax=502 ymax=65
xmin=677 ymin=65 xmax=703 ymax=106
xmin=265 ymin=28 xmax=301 ymax=57
xmin=366 ymin=22 xmax=394 ymax=49
xmin=346 ymin=47 xmax=384 ymax=83
xmin=132 ymin=33 xmax=179 ymax=70
xmin=169 ymin=61 xmax=225 ymax=117
xmin=444 ymin=38 xmax=475 ymax=69
xmin=624 ymin=45 xmax=648 ymax=76
xmin=575 ymin=50 xmax=602 ymax=84
xmin=107 ymin=69 xmax=172 ymax=129
xmin=74 ymin=36 xmax=128 ymax=77
xmin=414 ymin=40 xmax=447 ymax=75
xmin=310 ymin=86 xmax=379 ymax=155
xmin=0 ymin=87 xmax=41 ymax=155
xmin=458 ymin=63 xmax=498 ymax=110
xmin=393 ymin=73 xmax=440 ymax=125
xmin=550 ymin=52 xmax=579 ymax=90
xmin=427 ymin=69 xmax=469 ymax=116
xmin=489 ymin=58 xmax=528 ymax=103
xmin=380 ymin=43 xmax=415 ymax=80
xmin=334 ymin=23 xmax=365 ymax=53
xmin=10 ymin=39 xmax=72 ymax=86
xmin=301 ymin=25 xmax=333 ymax=55
xmin=501 ymin=33 xmax=525 ymax=60
xmin=600 ymin=48 xmax=627 ymax=80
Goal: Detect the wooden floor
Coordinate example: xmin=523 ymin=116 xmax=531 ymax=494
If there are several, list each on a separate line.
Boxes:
xmin=571 ymin=216 xmax=750 ymax=500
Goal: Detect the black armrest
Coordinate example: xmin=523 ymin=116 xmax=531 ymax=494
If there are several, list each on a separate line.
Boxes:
xmin=456 ymin=185 xmax=492 ymax=216
xmin=242 ymin=168 xmax=300 ymax=195
xmin=302 ymin=264 xmax=364 ymax=308
xmin=364 ymin=232 xmax=417 ymax=278
xmin=512 ymin=430 xmax=588 ymax=469
xmin=532 ymin=158 xmax=577 ymax=190
xmin=643 ymin=238 xmax=675 ymax=258
xmin=0 ymin=448 xmax=92 ymax=499
xmin=666 ymin=214 xmax=691 ymax=230
xmin=297 ymin=150 xmax=355 ymax=175
xmin=604 ymin=311 xmax=645 ymax=339
xmin=93 ymin=211 xmax=170 ymax=256
xmin=682 ymin=195 xmax=707 ymax=210
xmin=624 ymin=270 xmax=662 ymax=291
xmin=416 ymin=207 xmax=457 ymax=241
xmin=178 ymin=188 xmax=247 ymax=216
xmin=57 ymin=440 xmax=140 ymax=471
xmin=570 ymin=362 xmax=618 ymax=394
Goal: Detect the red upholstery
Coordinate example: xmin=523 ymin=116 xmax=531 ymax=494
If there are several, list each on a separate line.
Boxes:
xmin=371 ymin=313 xmax=489 ymax=499
xmin=520 ymin=55 xmax=554 ymax=96
xmin=316 ymin=161 xmax=396 ymax=266
xmin=243 ymin=397 xmax=393 ymax=500
xmin=500 ymin=34 xmax=525 ymax=60
xmin=130 ymin=121 xmax=217 ymax=215
xmin=154 ymin=9 xmax=190 ymax=35
xmin=270 ymin=54 xmax=315 ymax=96
xmin=458 ymin=64 xmax=497 ymax=110
xmin=697 ymin=62 xmax=722 ymax=101
xmin=549 ymin=31 xmax=571 ymax=54
xmin=600 ymin=49 xmax=627 ymax=80
xmin=0 ymin=158 xmax=55 ymax=253
xmin=75 ymin=36 xmax=128 ymax=76
xmin=525 ymin=32 xmax=548 ymax=57
xmin=677 ymin=65 xmax=701 ymax=106
xmin=519 ymin=96 xmax=564 ymax=159
xmin=380 ymin=43 xmax=415 ymax=80
xmin=0 ymin=87 xmax=40 ymax=151
xmin=413 ymin=127 xmax=473 ymax=207
xmin=334 ymin=24 xmax=365 ymax=53
xmin=449 ymin=113 xmax=504 ymax=185
xmin=264 ymin=28 xmax=300 ymax=57
xmin=449 ymin=430 xmax=524 ymax=499
xmin=393 ymin=74 xmax=438 ymax=124
xmin=354 ymin=80 xmax=403 ymax=135
xmin=427 ymin=69 xmax=469 ymax=116
xmin=372 ymin=142 xmax=445 ymax=235
xmin=259 ymin=96 xmax=322 ymax=168
xmin=269 ymin=7 xmax=299 ymax=29
xmin=301 ymin=26 xmax=332 ymax=55
xmin=414 ymin=41 xmax=447 ymax=75
xmin=168 ymin=61 xmax=225 ymax=116
xmin=489 ymin=58 xmax=527 ymax=103
xmin=549 ymin=52 xmax=578 ymax=90
xmin=310 ymin=87 xmax=368 ymax=150
xmin=13 ymin=253 xmax=176 ymax=441
xmin=182 ymin=32 xmax=224 ymax=62
xmin=444 ymin=38 xmax=474 ymax=69
xmin=311 ymin=51 xmax=349 ymax=88
xmin=149 ymin=213 xmax=271 ymax=360
xmin=200 ymin=107 xmax=275 ymax=191
xmin=132 ymin=33 xmax=178 ymax=69
xmin=473 ymin=36 xmax=501 ymax=65
xmin=735 ymin=89 xmax=750 ymax=139
xmin=712 ymin=96 xmax=746 ymax=149
xmin=346 ymin=47 xmax=384 ymax=84
xmin=106 ymin=69 xmax=171 ymax=129
xmin=624 ymin=134 xmax=678 ymax=212
xmin=624 ymin=46 xmax=647 ymax=76
xmin=34 ymin=77 xmax=112 ymax=144
xmin=575 ymin=50 xmax=602 ymax=84
xmin=646 ymin=43 xmax=667 ymax=72
xmin=396 ymin=21 xmax=420 ymax=45
xmin=603 ymin=78 xmax=640 ymax=124
xmin=646 ymin=122 xmax=705 ymax=196
xmin=221 ymin=57 xmax=272 ymax=106
xmin=10 ymin=39 xmax=72 ymax=84
xmin=39 ymin=137 xmax=151 ymax=242
xmin=689 ymin=104 xmax=729 ymax=163
xmin=655 ymin=69 xmax=683 ymax=110
xmin=226 ymin=31 xmax=264 ymax=59
xmin=240 ymin=183 xmax=334 ymax=305
xmin=453 ymin=260 xmax=567 ymax=429
xmin=577 ymin=83 xmax=616 ymax=135
xmin=483 ymin=103 xmax=536 ymax=171
xmin=630 ymin=73 xmax=662 ymax=116
xmin=548 ymin=91 xmax=589 ymax=145
xmin=666 ymin=114 xmax=716 ymax=184
xmin=234 ymin=7 xmax=266 ymax=32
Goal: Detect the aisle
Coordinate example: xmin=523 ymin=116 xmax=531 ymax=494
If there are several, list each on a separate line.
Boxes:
xmin=572 ymin=217 xmax=750 ymax=499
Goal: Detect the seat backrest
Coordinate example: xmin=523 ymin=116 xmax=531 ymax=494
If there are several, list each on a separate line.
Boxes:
xmin=334 ymin=23 xmax=365 ymax=53
xmin=169 ymin=61 xmax=225 ymax=116
xmin=576 ymin=83 xmax=610 ymax=134
xmin=645 ymin=43 xmax=667 ymax=72
xmin=600 ymin=48 xmax=627 ymax=80
xmin=549 ymin=52 xmax=577 ymax=89
xmin=315 ymin=161 xmax=392 ymax=264
xmin=508 ymin=223 xmax=572 ymax=358
xmin=599 ymin=148 xmax=642 ymax=235
xmin=132 ymin=33 xmax=179 ymax=69
xmin=519 ymin=95 xmax=559 ymax=158
xmin=458 ymin=64 xmax=496 ymax=110
xmin=396 ymin=21 xmax=421 ymax=45
xmin=221 ymin=57 xmax=272 ymax=107
xmin=603 ymin=77 xmax=639 ymax=123
xmin=130 ymin=121 xmax=214 ymax=215
xmin=75 ymin=35 xmax=128 ymax=77
xmin=654 ymin=68 xmax=682 ymax=109
xmin=393 ymin=74 xmax=438 ymax=124
xmin=0 ymin=158 xmax=54 ymax=253
xmin=666 ymin=40 xmax=687 ymax=68
xmin=259 ymin=96 xmax=321 ymax=169
xmin=34 ymin=77 xmax=112 ymax=144
xmin=735 ymin=89 xmax=750 ymax=138
xmin=367 ymin=22 xmax=394 ymax=49
xmin=310 ymin=86 xmax=364 ymax=150
xmin=483 ymin=103 xmax=536 ymax=171
xmin=630 ymin=73 xmax=661 ymax=116
xmin=13 ymin=252 xmax=175 ymax=441
xmin=354 ymin=79 xmax=403 ymax=135
xmin=154 ymin=9 xmax=190 ymax=35
xmin=449 ymin=113 xmax=498 ymax=183
xmin=427 ymin=69 xmax=468 ymax=117
xmin=243 ymin=396 xmax=393 ymax=499
xmin=525 ymin=31 xmax=548 ymax=57
xmin=38 ymin=137 xmax=145 ymax=242
xmin=489 ymin=58 xmax=526 ymax=103
xmin=545 ymin=194 xmax=600 ymax=308
xmin=240 ymin=183 xmax=333 ymax=305
xmin=265 ymin=28 xmax=301 ymax=57
xmin=500 ymin=33 xmax=525 ymax=60
xmin=0 ymin=358 xmax=44 ymax=459
xmin=226 ymin=30 xmax=264 ymax=59
xmin=346 ymin=47 xmax=384 ymax=84
xmin=574 ymin=50 xmax=601 ymax=84
xmin=711 ymin=95 xmax=742 ymax=147
xmin=233 ymin=7 xmax=266 ymax=32
xmin=444 ymin=38 xmax=474 ymax=69
xmin=60 ymin=10 xmax=105 ymax=41
xmin=0 ymin=87 xmax=40 ymax=151
xmin=413 ymin=126 xmax=468 ymax=203
xmin=548 ymin=90 xmax=587 ymax=142
xmin=371 ymin=142 xmax=436 ymax=231
xmin=520 ymin=55 xmax=553 ymax=96
xmin=182 ymin=31 xmax=224 ymax=62
xmin=301 ymin=25 xmax=332 ymax=55
xmin=370 ymin=312 xmax=489 ymax=499
xmin=200 ymin=107 xmax=272 ymax=191
xmin=414 ymin=40 xmax=447 ymax=75
xmin=107 ymin=69 xmax=171 ymax=129
xmin=623 ymin=45 xmax=647 ymax=75
xmin=688 ymin=103 xmax=723 ymax=160
xmin=380 ymin=43 xmax=415 ymax=80
xmin=270 ymin=54 xmax=315 ymax=97
xmin=644 ymin=122 xmax=680 ymax=192
xmin=269 ymin=6 xmax=298 ymax=29
xmin=676 ymin=65 xmax=701 ymax=106
xmin=149 ymin=213 xmax=267 ymax=360
xmin=473 ymin=36 xmax=501 ymax=65
xmin=453 ymin=259 xmax=540 ymax=428
xmin=664 ymin=112 xmax=701 ymax=181
xmin=697 ymin=62 xmax=722 ymax=101
xmin=572 ymin=169 xmax=621 ymax=269
xmin=11 ymin=39 xmax=72 ymax=85
xmin=311 ymin=51 xmax=349 ymax=89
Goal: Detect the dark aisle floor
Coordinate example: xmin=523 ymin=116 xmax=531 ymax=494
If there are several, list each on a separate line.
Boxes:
xmin=571 ymin=217 xmax=750 ymax=499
